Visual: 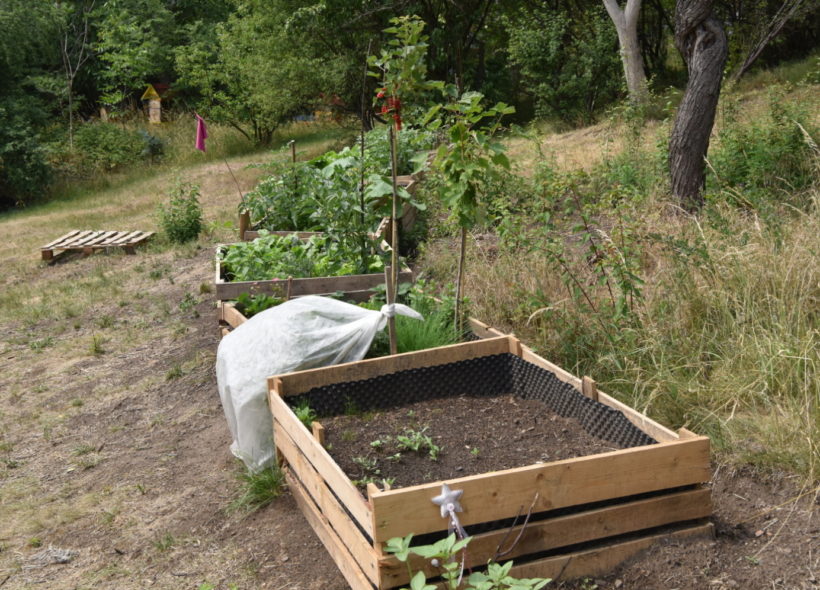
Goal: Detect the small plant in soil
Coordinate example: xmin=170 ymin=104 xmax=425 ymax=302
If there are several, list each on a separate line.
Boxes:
xmin=351 ymin=455 xmax=381 ymax=487
xmin=396 ymin=426 xmax=440 ymax=460
xmin=293 ymin=400 xmax=317 ymax=429
xmin=386 ymin=533 xmax=550 ymax=590
xmin=230 ymin=463 xmax=286 ymax=513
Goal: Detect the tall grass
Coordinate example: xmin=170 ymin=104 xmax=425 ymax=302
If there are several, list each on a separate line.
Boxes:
xmin=428 ymin=79 xmax=820 ymax=482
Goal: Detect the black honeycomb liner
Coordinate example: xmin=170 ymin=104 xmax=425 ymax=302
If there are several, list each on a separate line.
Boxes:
xmin=287 ymin=353 xmax=656 ymax=449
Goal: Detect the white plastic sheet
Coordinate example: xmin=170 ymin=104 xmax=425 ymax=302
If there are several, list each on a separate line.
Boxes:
xmin=216 ymin=295 xmax=422 ymax=472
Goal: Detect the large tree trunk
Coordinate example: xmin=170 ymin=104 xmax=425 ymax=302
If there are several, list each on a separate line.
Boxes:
xmin=603 ymin=0 xmax=649 ymax=105
xmin=669 ymin=0 xmax=728 ymax=212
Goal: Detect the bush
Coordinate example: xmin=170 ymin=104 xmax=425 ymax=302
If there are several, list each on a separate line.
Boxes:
xmin=0 ymin=100 xmax=52 ymax=209
xmin=158 ymin=179 xmax=203 ymax=243
xmin=73 ymin=122 xmax=145 ymax=172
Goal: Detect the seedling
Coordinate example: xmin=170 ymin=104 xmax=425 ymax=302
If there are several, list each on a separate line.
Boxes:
xmin=470 ymin=446 xmax=480 ymax=458
xmin=352 ymin=455 xmax=381 ymax=486
xmin=294 ymin=401 xmax=317 ymax=429
xmin=370 ymin=437 xmax=391 ymax=451
xmin=396 ymin=426 xmax=441 ymax=460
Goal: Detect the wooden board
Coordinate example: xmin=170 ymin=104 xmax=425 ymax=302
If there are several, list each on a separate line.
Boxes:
xmin=215 ymin=250 xmax=414 ymax=301
xmin=286 ymin=470 xmax=375 ymax=590
xmin=506 ymin=522 xmax=714 ymax=583
xmin=271 ymin=336 xmax=516 ymax=397
xmin=277 ymin=423 xmax=378 ymax=582
xmin=368 ymin=435 xmax=710 ymax=542
xmin=242 ymin=229 xmax=322 ymax=242
xmin=269 ymin=389 xmax=374 ymax=537
xmin=41 ymin=230 xmax=153 ymax=261
xmin=378 ymin=486 xmax=711 ymax=587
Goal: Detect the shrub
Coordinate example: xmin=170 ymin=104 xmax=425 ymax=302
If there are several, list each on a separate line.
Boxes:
xmin=73 ymin=122 xmax=145 ymax=172
xmin=0 ymin=100 xmax=51 ymax=209
xmin=158 ymin=179 xmax=203 ymax=243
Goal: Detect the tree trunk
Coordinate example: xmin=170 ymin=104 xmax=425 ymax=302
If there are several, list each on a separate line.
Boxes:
xmin=603 ymin=0 xmax=649 ymax=105
xmin=669 ymin=0 xmax=728 ymax=212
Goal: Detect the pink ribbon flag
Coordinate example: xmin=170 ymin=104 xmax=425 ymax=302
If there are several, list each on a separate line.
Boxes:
xmin=195 ymin=113 xmax=208 ymax=152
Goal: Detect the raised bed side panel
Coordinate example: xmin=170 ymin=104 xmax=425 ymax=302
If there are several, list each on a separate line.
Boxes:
xmin=520 ymin=345 xmax=679 ymax=443
xmin=270 ymin=336 xmax=517 ymax=397
xmin=378 ymin=486 xmax=712 ymax=588
xmin=368 ymin=435 xmax=710 ymax=542
xmin=275 ymin=421 xmax=379 ymax=583
xmin=268 ymin=386 xmax=374 ymax=538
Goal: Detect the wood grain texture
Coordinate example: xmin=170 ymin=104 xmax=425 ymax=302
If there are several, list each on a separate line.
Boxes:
xmin=369 ymin=436 xmax=710 ymax=542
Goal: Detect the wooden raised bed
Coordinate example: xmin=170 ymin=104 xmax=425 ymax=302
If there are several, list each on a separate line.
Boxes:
xmin=267 ymin=336 xmax=713 ymax=589
xmin=213 ymin=244 xmax=414 ymax=303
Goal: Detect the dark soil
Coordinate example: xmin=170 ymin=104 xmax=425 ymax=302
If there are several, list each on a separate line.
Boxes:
xmin=322 ymin=394 xmax=625 ymax=490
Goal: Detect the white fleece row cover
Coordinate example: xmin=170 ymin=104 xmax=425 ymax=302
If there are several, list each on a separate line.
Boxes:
xmin=216 ymin=295 xmax=422 ymax=472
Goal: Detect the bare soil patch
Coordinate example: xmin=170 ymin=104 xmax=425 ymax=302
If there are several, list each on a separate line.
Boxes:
xmin=322 ymin=394 xmax=624 ymax=491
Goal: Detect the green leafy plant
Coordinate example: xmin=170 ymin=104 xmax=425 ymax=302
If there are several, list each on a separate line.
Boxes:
xmin=351 ymin=455 xmax=381 ymax=486
xmin=220 ymin=233 xmax=384 ymax=283
xmin=396 ymin=426 xmax=440 ymax=460
xmin=386 ymin=533 xmax=550 ymax=590
xmin=294 ymin=400 xmax=317 ymax=429
xmin=235 ymin=292 xmax=283 ymax=318
xmin=158 ymin=178 xmax=203 ymax=243
xmin=230 ymin=463 xmax=286 ymax=512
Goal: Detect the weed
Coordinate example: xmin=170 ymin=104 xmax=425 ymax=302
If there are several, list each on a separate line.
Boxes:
xmin=352 ymin=455 xmax=381 ymax=486
xmin=70 ymin=398 xmax=83 ymax=408
xmin=135 ymin=483 xmax=146 ymax=495
xmin=97 ymin=315 xmax=114 ymax=329
xmin=396 ymin=427 xmax=441 ymax=460
xmin=370 ymin=437 xmax=390 ymax=451
xmin=72 ymin=444 xmax=96 ymax=456
xmin=29 ymin=337 xmax=54 ymax=352
xmin=293 ymin=400 xmax=317 ymax=429
xmin=470 ymin=447 xmax=480 ymax=458
xmin=198 ymin=282 xmax=212 ymax=294
xmin=157 ymin=178 xmax=202 ymax=244
xmin=28 ymin=537 xmax=42 ymax=548
xmin=230 ymin=464 xmax=286 ymax=512
xmin=153 ymin=533 xmax=176 ymax=552
xmin=89 ymin=334 xmax=106 ymax=355
xmin=341 ymin=430 xmax=358 ymax=442
xmin=178 ymin=292 xmax=199 ymax=314
xmin=165 ymin=364 xmax=183 ymax=380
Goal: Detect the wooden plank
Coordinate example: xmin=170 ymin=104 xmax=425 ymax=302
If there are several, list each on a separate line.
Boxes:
xmin=286 ymin=470 xmax=376 ymax=590
xmin=269 ymin=389 xmax=373 ymax=537
xmin=369 ymin=436 xmax=710 ymax=542
xmin=41 ymin=230 xmax=81 ymax=250
xmin=58 ymin=230 xmax=94 ymax=248
xmin=220 ymin=302 xmax=248 ymax=330
xmin=277 ymin=425 xmax=378 ymax=583
xmin=215 ymin=268 xmax=414 ymax=301
xmin=82 ymin=230 xmax=119 ymax=248
xmin=66 ymin=230 xmax=100 ymax=247
xmin=520 ymin=345 xmax=678 ymax=443
xmin=311 ymin=421 xmax=326 ymax=447
xmin=109 ymin=230 xmax=142 ymax=245
xmin=378 ymin=487 xmax=711 ymax=587
xmin=466 ymin=317 xmax=507 ymax=339
xmin=273 ymin=336 xmax=515 ymax=397
xmin=506 ymin=522 xmax=714 ymax=583
xmin=582 ymin=376 xmax=599 ymax=402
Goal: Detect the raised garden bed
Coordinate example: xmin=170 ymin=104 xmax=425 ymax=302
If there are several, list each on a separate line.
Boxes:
xmin=213 ymin=240 xmax=413 ymax=303
xmin=267 ymin=336 xmax=712 ymax=589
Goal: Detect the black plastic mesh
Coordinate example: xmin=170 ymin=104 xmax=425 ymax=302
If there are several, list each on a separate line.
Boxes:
xmin=288 ymin=353 xmax=656 ymax=449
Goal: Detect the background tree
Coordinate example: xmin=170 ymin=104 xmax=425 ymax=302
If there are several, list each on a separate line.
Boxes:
xmin=59 ymin=0 xmax=96 ymax=147
xmin=602 ymin=0 xmax=649 ymax=104
xmin=668 ymin=0 xmax=728 ymax=211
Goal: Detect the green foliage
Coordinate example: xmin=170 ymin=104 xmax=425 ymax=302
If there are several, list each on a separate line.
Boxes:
xmin=234 ymin=292 xmax=282 ymax=318
xmin=93 ymin=0 xmax=174 ymax=107
xmin=709 ymin=89 xmax=817 ymax=206
xmin=157 ymin=178 xmax=203 ymax=243
xmin=293 ymin=400 xmax=317 ymax=429
xmin=230 ymin=463 xmax=286 ymax=512
xmin=395 ymin=426 xmax=440 ymax=460
xmin=386 ymin=533 xmax=550 ymax=590
xmin=431 ymin=90 xmax=514 ymax=228
xmin=220 ymin=233 xmax=383 ymax=283
xmin=0 ymin=99 xmax=52 ymax=208
xmin=505 ymin=5 xmax=622 ymax=125
xmin=73 ymin=123 xmax=145 ymax=172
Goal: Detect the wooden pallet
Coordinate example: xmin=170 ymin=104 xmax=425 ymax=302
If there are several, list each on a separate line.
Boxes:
xmin=268 ymin=336 xmax=713 ymax=589
xmin=40 ymin=230 xmax=154 ymax=262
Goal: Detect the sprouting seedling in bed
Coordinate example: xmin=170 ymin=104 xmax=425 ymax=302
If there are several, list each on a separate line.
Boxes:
xmin=294 ymin=400 xmax=317 ymax=429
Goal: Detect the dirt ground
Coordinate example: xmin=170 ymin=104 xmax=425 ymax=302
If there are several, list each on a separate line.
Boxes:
xmin=0 ymin=160 xmax=817 ymax=589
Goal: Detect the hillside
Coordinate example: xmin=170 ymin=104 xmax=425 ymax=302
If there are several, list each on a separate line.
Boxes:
xmin=0 ymin=80 xmax=817 ymax=589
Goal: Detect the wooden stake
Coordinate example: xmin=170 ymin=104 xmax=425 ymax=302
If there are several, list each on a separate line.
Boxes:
xmin=384 ymin=266 xmax=397 ymax=355
xmin=239 ymin=211 xmax=250 ymax=241
xmin=286 ymin=276 xmax=293 ymax=301
xmin=290 ymin=140 xmax=298 ymax=198
xmin=311 ymin=421 xmax=326 ymax=447
xmin=582 ymin=376 xmax=599 ymax=402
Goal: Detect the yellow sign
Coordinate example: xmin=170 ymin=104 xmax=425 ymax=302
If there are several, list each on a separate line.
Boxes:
xmin=141 ymin=84 xmax=161 ymax=101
